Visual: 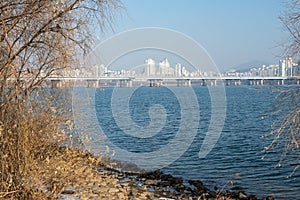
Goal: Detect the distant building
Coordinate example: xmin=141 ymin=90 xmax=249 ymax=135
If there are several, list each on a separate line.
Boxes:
xmin=175 ymin=63 xmax=182 ymax=77
xmin=296 ymin=61 xmax=300 ymax=76
xmin=144 ymin=58 xmax=179 ymax=77
xmin=279 ymin=59 xmax=286 ymax=77
xmin=181 ymin=66 xmax=189 ymax=77
xmin=279 ymin=56 xmax=298 ymax=77
xmin=159 ymin=58 xmax=173 ymax=76
xmin=145 ymin=58 xmax=155 ymax=76
xmin=286 ymin=55 xmax=293 ymax=76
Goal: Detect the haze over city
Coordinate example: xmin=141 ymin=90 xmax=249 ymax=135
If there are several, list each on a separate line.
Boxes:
xmin=97 ymin=0 xmax=289 ymax=72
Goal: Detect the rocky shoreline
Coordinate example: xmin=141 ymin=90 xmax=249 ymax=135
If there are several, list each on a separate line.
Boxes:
xmin=53 ymin=147 xmax=275 ymax=200
xmin=97 ymin=167 xmax=275 ymax=200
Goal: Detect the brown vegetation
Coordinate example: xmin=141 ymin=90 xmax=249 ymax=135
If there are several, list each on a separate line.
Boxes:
xmin=0 ymin=0 xmax=121 ymax=198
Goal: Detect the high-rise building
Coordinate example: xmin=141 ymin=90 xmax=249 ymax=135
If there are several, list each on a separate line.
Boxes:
xmin=286 ymin=55 xmax=293 ymax=76
xmin=175 ymin=63 xmax=182 ymax=77
xmin=159 ymin=58 xmax=171 ymax=76
xmin=145 ymin=58 xmax=155 ymax=76
xmin=181 ymin=66 xmax=189 ymax=77
xmin=279 ymin=56 xmax=296 ymax=77
xmin=279 ymin=59 xmax=286 ymax=77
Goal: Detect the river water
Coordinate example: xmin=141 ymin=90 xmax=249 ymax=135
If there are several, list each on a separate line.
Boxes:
xmin=72 ymin=86 xmax=300 ymax=199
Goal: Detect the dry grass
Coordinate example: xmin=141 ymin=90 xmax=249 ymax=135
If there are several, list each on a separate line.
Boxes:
xmin=0 ymin=93 xmax=66 ymax=199
xmin=0 ymin=88 xmax=130 ymax=200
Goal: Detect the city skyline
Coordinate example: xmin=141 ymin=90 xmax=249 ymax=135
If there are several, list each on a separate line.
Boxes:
xmin=78 ymin=56 xmax=300 ymax=78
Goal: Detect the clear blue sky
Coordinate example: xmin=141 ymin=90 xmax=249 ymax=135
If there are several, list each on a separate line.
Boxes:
xmin=105 ymin=0 xmax=289 ymax=71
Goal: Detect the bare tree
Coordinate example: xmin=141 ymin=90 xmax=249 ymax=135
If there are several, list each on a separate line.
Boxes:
xmin=263 ymin=0 xmax=300 ymax=175
xmin=0 ymin=0 xmax=122 ymax=198
xmin=263 ymin=88 xmax=300 ymax=173
xmin=0 ymin=0 xmax=121 ymax=99
xmin=280 ymin=0 xmax=300 ymax=56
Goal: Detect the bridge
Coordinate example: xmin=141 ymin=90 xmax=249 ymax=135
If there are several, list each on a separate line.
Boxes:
xmin=46 ymin=76 xmax=300 ymax=88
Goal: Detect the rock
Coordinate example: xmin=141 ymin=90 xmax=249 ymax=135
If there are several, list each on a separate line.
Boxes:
xmin=249 ymin=194 xmax=258 ymax=200
xmin=162 ymin=191 xmax=171 ymax=196
xmin=58 ymin=194 xmax=80 ymax=200
xmin=238 ymin=191 xmax=248 ymax=200
xmin=139 ymin=191 xmax=155 ymax=199
xmin=174 ymin=183 xmax=185 ymax=192
xmin=194 ymin=185 xmax=208 ymax=195
xmin=184 ymin=189 xmax=192 ymax=194
xmin=152 ymin=169 xmax=163 ymax=179
xmin=62 ymin=185 xmax=76 ymax=194
xmin=117 ymin=192 xmax=125 ymax=199
xmin=136 ymin=181 xmax=144 ymax=187
xmin=161 ymin=174 xmax=173 ymax=182
xmin=108 ymin=188 xmax=120 ymax=194
xmin=120 ymin=177 xmax=132 ymax=183
xmin=214 ymin=185 xmax=218 ymax=191
xmin=141 ymin=185 xmax=148 ymax=190
xmin=161 ymin=175 xmax=183 ymax=186
xmin=227 ymin=191 xmax=236 ymax=199
xmin=172 ymin=177 xmax=183 ymax=185
xmin=263 ymin=196 xmax=274 ymax=200
xmin=208 ymin=191 xmax=217 ymax=198
xmin=158 ymin=181 xmax=169 ymax=187
xmin=177 ymin=194 xmax=188 ymax=200
xmin=145 ymin=179 xmax=159 ymax=186
xmin=141 ymin=170 xmax=162 ymax=180
xmin=188 ymin=180 xmax=203 ymax=189
xmin=231 ymin=186 xmax=244 ymax=191
xmin=96 ymin=186 xmax=109 ymax=193
xmin=128 ymin=181 xmax=136 ymax=187
xmin=120 ymin=182 xmax=129 ymax=187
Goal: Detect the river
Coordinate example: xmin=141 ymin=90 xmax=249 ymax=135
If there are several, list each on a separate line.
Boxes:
xmin=72 ymin=85 xmax=300 ymax=199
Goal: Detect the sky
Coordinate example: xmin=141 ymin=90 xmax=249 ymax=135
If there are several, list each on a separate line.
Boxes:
xmin=99 ymin=0 xmax=289 ymax=72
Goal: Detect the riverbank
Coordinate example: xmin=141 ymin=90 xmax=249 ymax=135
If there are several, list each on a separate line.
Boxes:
xmin=19 ymin=145 xmax=275 ymax=200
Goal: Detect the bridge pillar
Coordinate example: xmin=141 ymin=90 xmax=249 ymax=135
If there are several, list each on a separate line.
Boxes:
xmin=213 ymin=79 xmax=217 ymax=86
xmin=127 ymin=80 xmax=133 ymax=87
xmin=87 ymin=79 xmax=99 ymax=88
xmin=226 ymin=79 xmax=230 ymax=86
xmin=51 ymin=80 xmax=62 ymax=88
xmin=117 ymin=79 xmax=132 ymax=87
xmin=201 ymin=79 xmax=206 ymax=86
xmin=177 ymin=79 xmax=182 ymax=87
xmin=183 ymin=79 xmax=191 ymax=86
xmin=208 ymin=80 xmax=214 ymax=86
xmin=149 ymin=79 xmax=162 ymax=87
xmin=149 ymin=80 xmax=153 ymax=87
xmin=236 ymin=80 xmax=240 ymax=85
xmin=260 ymin=79 xmax=264 ymax=85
